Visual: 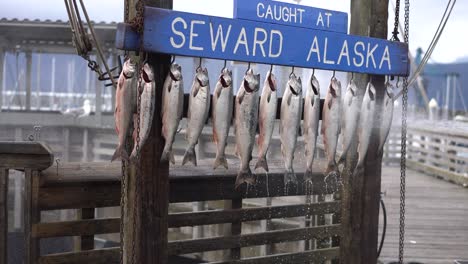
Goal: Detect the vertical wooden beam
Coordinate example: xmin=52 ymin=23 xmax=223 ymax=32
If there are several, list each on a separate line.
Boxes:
xmin=230 ymin=198 xmax=242 ymax=260
xmin=0 ymin=168 xmax=8 ymax=264
xmin=122 ymin=1 xmax=173 ymax=263
xmin=24 ymin=169 xmax=40 ymax=264
xmin=340 ymin=0 xmax=389 ymax=263
xmin=80 ymin=208 xmax=95 ymax=250
xmin=25 ymin=52 xmax=32 ymax=111
xmin=0 ymin=49 xmax=5 ymax=111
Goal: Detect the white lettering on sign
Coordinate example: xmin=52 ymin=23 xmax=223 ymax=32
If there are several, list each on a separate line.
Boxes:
xmin=316 ymin=12 xmax=324 ymax=27
xmin=166 ymin=16 xmax=392 ymax=71
xmin=337 ymin=40 xmax=350 ymax=66
xmin=306 ymin=36 xmax=320 ymax=62
xmin=325 ymin=12 xmax=332 ymax=27
xmin=253 ymin=27 xmax=267 ymax=57
xmin=269 ymin=30 xmax=283 ymax=58
xmin=189 ymin=20 xmax=205 ymax=51
xmin=256 ymin=3 xmax=305 ymax=24
xmin=353 ymin=42 xmax=365 ymax=67
xmin=170 ymin=17 xmax=187 ymax=48
xmin=210 ymin=23 xmax=232 ymax=52
xmin=380 ymin=46 xmax=391 ymax=70
xmin=234 ymin=27 xmax=249 ymax=55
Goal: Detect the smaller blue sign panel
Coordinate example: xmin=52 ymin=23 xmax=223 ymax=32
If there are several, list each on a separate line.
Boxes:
xmin=234 ymin=0 xmax=348 ymax=33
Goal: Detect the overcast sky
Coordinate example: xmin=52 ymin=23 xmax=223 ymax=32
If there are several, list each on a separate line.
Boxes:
xmin=1 ymin=0 xmax=466 ymax=63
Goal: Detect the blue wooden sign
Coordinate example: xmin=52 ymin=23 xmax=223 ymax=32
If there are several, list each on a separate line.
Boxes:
xmin=233 ymin=0 xmax=348 ymax=33
xmin=116 ymin=7 xmax=409 ymax=76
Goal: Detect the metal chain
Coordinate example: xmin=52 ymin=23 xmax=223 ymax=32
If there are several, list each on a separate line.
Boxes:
xmin=392 ymin=0 xmax=401 ymax=41
xmin=399 ymin=0 xmax=410 ymax=263
xmin=120 ymin=160 xmax=127 ymax=264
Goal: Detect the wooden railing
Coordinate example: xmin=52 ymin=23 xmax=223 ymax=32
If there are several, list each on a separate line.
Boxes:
xmin=1 ymin=142 xmax=341 ymax=264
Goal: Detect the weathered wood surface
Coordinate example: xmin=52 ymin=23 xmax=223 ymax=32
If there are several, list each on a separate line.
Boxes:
xmin=379 ymin=166 xmax=468 ymax=264
xmin=168 ymin=225 xmax=341 ymax=255
xmin=0 ymin=141 xmax=54 ymax=170
xmin=33 ymin=218 xmax=119 ymax=238
xmin=210 ymin=247 xmax=339 ymax=264
xmin=25 ymin=169 xmax=40 ymax=264
xmin=37 ymin=247 xmax=119 ymax=264
xmin=0 ymin=168 xmax=8 ymax=264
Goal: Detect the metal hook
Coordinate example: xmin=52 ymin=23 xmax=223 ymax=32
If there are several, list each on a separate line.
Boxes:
xmin=221 ymin=60 xmax=227 ymax=72
xmin=171 ymin=55 xmax=175 ymax=64
xmin=289 ymin=66 xmax=295 ymax=78
xmin=245 ymin=62 xmax=251 ymax=74
xmin=396 ymin=76 xmax=401 ymax=88
xmin=331 ymin=70 xmax=336 ymax=80
xmin=312 ymin=69 xmax=315 ymax=77
xmin=197 ymin=57 xmax=202 ymax=70
xmin=350 ymin=72 xmax=354 ymax=81
xmin=270 ymin=64 xmax=273 ymax=73
xmin=55 ymin=158 xmax=61 ymax=178
xmin=369 ymin=75 xmax=373 ymax=84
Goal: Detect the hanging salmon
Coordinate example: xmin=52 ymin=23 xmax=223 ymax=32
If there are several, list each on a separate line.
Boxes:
xmin=112 ymin=59 xmax=137 ymax=162
xmin=280 ymin=73 xmax=303 ymax=185
xmin=255 ymin=70 xmax=277 ymax=172
xmin=234 ymin=68 xmax=260 ymax=188
xmin=212 ymin=68 xmax=233 ymax=169
xmin=378 ymin=81 xmax=395 ymax=154
xmin=337 ymin=79 xmax=361 ymax=168
xmin=321 ymin=77 xmax=342 ymax=178
xmin=355 ymin=82 xmax=377 ymax=173
xmin=130 ymin=63 xmax=156 ymax=160
xmin=182 ymin=67 xmax=210 ymax=166
xmin=161 ymin=63 xmax=184 ymax=164
xmin=303 ymin=74 xmax=321 ymax=183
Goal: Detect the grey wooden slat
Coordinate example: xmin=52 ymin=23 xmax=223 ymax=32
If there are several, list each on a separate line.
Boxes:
xmin=168 ymin=225 xmax=341 ymax=255
xmin=33 ymin=218 xmax=119 ymax=238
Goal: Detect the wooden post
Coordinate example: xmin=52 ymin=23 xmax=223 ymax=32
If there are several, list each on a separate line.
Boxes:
xmin=122 ymin=0 xmax=172 ymax=263
xmin=340 ymin=0 xmax=389 ymax=263
xmin=0 ymin=49 xmax=4 ymax=111
xmin=25 ymin=52 xmax=32 ymax=111
xmin=0 ymin=168 xmax=8 ymax=264
xmin=24 ymin=169 xmax=40 ymax=264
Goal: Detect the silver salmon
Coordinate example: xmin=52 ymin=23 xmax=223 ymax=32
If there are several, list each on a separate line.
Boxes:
xmin=182 ymin=67 xmax=210 ymax=166
xmin=212 ymin=68 xmax=233 ymax=169
xmin=355 ymin=82 xmax=377 ymax=172
xmin=130 ymin=63 xmax=155 ymax=160
xmin=112 ymin=59 xmax=137 ymax=162
xmin=378 ymin=81 xmax=395 ymax=154
xmin=255 ymin=70 xmax=277 ymax=172
xmin=234 ymin=68 xmax=260 ymax=188
xmin=321 ymin=77 xmax=342 ymax=177
xmin=303 ymin=75 xmax=320 ymax=182
xmin=161 ymin=63 xmax=184 ymax=164
xmin=337 ymin=79 xmax=361 ymax=167
xmin=280 ymin=73 xmax=303 ymax=185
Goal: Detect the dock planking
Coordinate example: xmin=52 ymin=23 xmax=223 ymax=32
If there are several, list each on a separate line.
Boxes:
xmin=379 ymin=166 xmax=468 ymax=264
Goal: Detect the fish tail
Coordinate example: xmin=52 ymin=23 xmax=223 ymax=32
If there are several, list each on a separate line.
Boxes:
xmin=254 ymin=156 xmax=269 ymax=172
xmin=235 ymin=168 xmax=255 ymax=189
xmin=213 ymin=154 xmax=228 ymax=170
xmin=161 ymin=145 xmax=176 ymax=165
xmin=111 ymin=145 xmax=129 ymax=162
xmin=182 ymin=146 xmax=197 ymax=166
xmin=325 ymin=162 xmax=338 ymax=176
xmin=284 ymin=169 xmax=297 ymax=185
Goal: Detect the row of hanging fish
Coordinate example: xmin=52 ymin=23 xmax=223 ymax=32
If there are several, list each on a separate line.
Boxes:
xmin=113 ymin=58 xmax=395 ymax=190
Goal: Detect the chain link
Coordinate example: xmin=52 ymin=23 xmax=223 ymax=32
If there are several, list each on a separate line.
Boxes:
xmin=392 ymin=0 xmax=401 ymax=41
xmin=399 ymin=0 xmax=410 ymax=263
xmin=120 ymin=160 xmax=127 ymax=264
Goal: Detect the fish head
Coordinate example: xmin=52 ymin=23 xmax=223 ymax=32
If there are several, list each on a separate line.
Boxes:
xmin=122 ymin=59 xmax=137 ymax=78
xmin=141 ymin=63 xmax=154 ymax=83
xmin=288 ymin=73 xmax=302 ymax=96
xmin=385 ymin=81 xmax=395 ymax=99
xmin=310 ymin=75 xmax=320 ymax=96
xmin=243 ymin=68 xmax=260 ymax=93
xmin=219 ymin=68 xmax=232 ymax=88
xmin=366 ymin=82 xmax=376 ymax=100
xmin=266 ymin=71 xmax=277 ymax=92
xmin=169 ymin=63 xmax=183 ymax=81
xmin=329 ymin=77 xmax=342 ymax=98
xmin=196 ymin=67 xmax=209 ymax=87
